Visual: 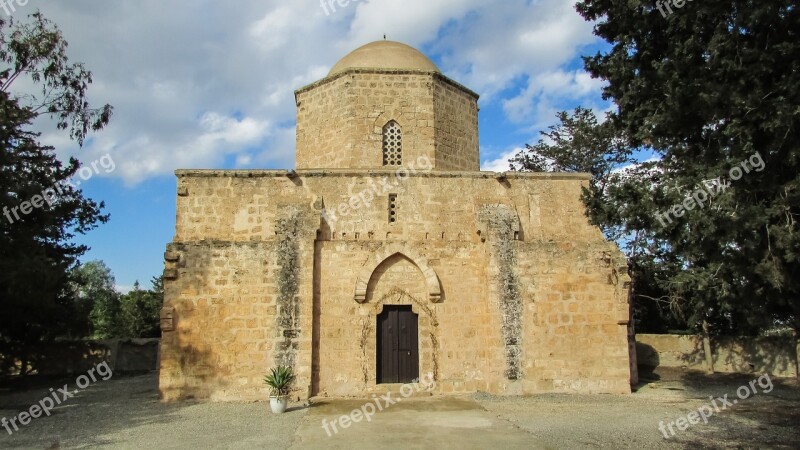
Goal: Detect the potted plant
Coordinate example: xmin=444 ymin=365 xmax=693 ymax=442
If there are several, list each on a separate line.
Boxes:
xmin=264 ymin=365 xmax=295 ymax=413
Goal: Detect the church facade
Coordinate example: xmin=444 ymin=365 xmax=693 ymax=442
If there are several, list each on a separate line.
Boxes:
xmin=158 ymin=41 xmax=634 ymax=401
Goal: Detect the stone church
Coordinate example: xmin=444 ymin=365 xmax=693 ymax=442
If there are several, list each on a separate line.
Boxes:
xmin=158 ymin=41 xmax=634 ymax=401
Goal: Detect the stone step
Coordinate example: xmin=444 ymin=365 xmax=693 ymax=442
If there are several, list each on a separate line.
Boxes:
xmin=364 ymin=382 xmax=436 ymax=398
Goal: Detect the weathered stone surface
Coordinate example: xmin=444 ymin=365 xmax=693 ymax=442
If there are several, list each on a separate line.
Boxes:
xmin=295 ymin=70 xmax=479 ymax=171
xmin=159 ymin=171 xmax=632 ymax=400
xmin=158 ymin=41 xmax=632 ymax=402
xmin=636 ymin=334 xmax=799 ymax=378
xmin=1 ymin=339 xmax=159 ymax=376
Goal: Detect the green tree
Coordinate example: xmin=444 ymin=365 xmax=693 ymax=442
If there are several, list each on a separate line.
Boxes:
xmin=71 ymin=260 xmax=121 ymax=339
xmin=0 ymin=12 xmax=112 ymax=354
xmin=512 ymin=108 xmax=691 ymax=333
xmin=1 ymin=12 xmax=112 ymax=144
xmin=510 ymin=108 xmax=632 ymax=239
xmin=119 ymin=277 xmax=162 ymax=338
xmin=566 ymin=0 xmax=798 ymax=334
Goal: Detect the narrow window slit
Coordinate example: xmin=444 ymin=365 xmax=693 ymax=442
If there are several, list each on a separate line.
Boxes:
xmin=388 ymin=194 xmax=398 ymax=223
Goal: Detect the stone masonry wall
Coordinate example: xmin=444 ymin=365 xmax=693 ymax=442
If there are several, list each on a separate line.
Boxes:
xmin=295 ymin=70 xmax=478 ymax=171
xmin=517 ymin=242 xmax=632 ymax=394
xmin=636 ymin=334 xmax=798 ymax=378
xmin=159 ymin=170 xmax=631 ymax=400
xmin=433 ymin=78 xmax=479 ymax=171
xmin=295 ymin=74 xmax=355 ymax=169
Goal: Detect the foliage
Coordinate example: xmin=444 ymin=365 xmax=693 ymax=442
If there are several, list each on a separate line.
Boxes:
xmin=264 ymin=365 xmax=295 ymax=397
xmin=510 ymin=107 xmax=635 ymax=240
xmin=510 ymin=108 xmax=631 ymax=183
xmin=119 ymin=278 xmax=162 ymax=339
xmin=513 ymin=0 xmax=799 ymax=335
xmin=511 ymin=108 xmax=689 ymax=333
xmin=68 ymin=263 xmax=162 ymax=339
xmin=72 ymin=260 xmax=121 ymax=338
xmin=0 ymin=95 xmax=108 ymax=346
xmin=0 ymin=12 xmax=112 ymax=145
xmin=274 ymin=210 xmax=302 ymax=368
xmin=478 ymin=205 xmax=523 ymax=379
xmin=0 ymin=12 xmax=112 ymax=350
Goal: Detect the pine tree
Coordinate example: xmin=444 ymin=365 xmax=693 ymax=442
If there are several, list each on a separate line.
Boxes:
xmin=567 ymin=0 xmax=800 ymax=334
xmin=0 ymin=12 xmax=112 ymax=354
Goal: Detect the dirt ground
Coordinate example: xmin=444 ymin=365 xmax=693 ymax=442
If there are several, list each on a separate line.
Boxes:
xmin=477 ymin=367 xmax=800 ymax=449
xmin=0 ymin=367 xmax=797 ymax=449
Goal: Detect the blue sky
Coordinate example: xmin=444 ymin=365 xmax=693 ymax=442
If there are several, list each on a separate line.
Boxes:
xmin=14 ymin=0 xmax=612 ymax=291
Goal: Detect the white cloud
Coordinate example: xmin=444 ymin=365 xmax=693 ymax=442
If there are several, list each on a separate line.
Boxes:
xmin=112 ymin=113 xmax=273 ymax=185
xmin=115 ymin=284 xmax=134 ymax=295
xmin=26 ymin=0 xmax=604 ymax=185
xmin=249 ymin=6 xmax=294 ymax=51
xmin=346 ymin=0 xmax=486 ymax=48
xmin=481 ymin=148 xmax=524 ymax=172
xmin=503 ymin=69 xmax=606 ymax=126
xmin=429 ymin=0 xmax=597 ymax=100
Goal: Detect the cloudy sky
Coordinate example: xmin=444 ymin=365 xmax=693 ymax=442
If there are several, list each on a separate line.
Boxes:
xmin=12 ymin=0 xmax=611 ymax=291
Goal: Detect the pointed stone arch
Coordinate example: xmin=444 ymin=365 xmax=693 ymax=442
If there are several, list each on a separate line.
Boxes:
xmin=373 ymin=109 xmax=407 ymax=133
xmin=354 ymin=242 xmax=442 ymax=303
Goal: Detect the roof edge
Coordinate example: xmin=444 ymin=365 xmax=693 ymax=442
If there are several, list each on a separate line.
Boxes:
xmin=294 ymin=69 xmax=479 ymax=100
xmin=175 ymin=169 xmax=590 ymax=180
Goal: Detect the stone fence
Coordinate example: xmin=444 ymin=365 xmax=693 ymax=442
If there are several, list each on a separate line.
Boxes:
xmin=5 ymin=336 xmax=796 ymax=380
xmin=0 ymin=339 xmax=159 ymax=377
xmin=636 ymin=334 xmax=799 ymax=378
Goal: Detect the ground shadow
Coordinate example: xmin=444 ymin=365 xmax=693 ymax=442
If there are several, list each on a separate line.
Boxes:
xmin=648 ymin=366 xmax=800 ymax=448
xmin=633 ymin=342 xmax=661 ymax=391
xmin=0 ymin=372 xmax=187 ymax=448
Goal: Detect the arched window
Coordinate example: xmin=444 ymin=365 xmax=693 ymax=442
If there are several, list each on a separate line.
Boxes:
xmin=382 ymin=121 xmax=402 ymax=166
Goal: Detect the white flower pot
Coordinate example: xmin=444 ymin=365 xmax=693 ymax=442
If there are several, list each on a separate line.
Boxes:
xmin=270 ymin=395 xmax=289 ymax=413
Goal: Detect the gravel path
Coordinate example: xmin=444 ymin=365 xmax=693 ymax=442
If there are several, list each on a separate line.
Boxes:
xmin=0 ymin=368 xmax=797 ymax=449
xmin=476 ymin=368 xmax=800 ymax=449
xmin=0 ymin=374 xmax=304 ymax=449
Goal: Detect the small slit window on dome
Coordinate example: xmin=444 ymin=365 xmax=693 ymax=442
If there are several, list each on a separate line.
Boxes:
xmin=382 ymin=121 xmax=402 ymax=166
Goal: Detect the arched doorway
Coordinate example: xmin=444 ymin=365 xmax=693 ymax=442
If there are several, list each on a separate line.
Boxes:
xmin=353 ymin=245 xmax=442 ymax=387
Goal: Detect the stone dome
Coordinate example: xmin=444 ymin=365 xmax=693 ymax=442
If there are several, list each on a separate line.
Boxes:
xmin=328 ymin=40 xmax=441 ymax=76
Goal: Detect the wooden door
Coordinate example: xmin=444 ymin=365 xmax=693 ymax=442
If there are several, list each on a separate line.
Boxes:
xmin=377 ymin=306 xmax=419 ymax=384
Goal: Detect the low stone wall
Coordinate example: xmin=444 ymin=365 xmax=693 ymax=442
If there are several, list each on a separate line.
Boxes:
xmin=0 ymin=339 xmax=160 ymax=377
xmin=636 ymin=334 xmax=798 ymax=378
